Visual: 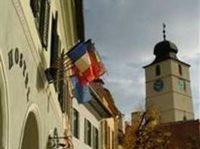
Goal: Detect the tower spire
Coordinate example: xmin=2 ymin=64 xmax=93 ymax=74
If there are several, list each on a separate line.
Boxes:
xmin=163 ymin=23 xmax=166 ymax=41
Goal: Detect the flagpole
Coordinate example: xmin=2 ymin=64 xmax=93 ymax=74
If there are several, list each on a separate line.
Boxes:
xmin=51 ymin=57 xmax=72 ymax=68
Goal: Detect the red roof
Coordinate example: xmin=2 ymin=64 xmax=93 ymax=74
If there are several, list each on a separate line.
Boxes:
xmin=160 ymin=119 xmax=200 ymax=148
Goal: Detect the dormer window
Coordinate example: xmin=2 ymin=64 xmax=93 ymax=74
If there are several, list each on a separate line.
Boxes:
xmin=179 ymin=64 xmax=182 ymax=75
xmin=156 ymin=65 xmax=161 ymax=76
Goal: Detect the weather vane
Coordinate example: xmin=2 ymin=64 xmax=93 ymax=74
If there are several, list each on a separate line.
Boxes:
xmin=163 ymin=23 xmax=166 ymax=41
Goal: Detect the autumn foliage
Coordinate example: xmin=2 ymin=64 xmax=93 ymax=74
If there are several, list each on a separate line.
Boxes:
xmin=123 ymin=106 xmax=171 ymax=149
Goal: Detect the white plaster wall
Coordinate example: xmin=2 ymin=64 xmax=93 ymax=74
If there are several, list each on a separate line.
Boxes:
xmin=0 ymin=0 xmax=70 ymax=148
xmin=72 ymin=98 xmax=101 ymax=149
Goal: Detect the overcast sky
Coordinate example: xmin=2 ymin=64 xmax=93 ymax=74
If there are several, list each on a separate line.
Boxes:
xmin=84 ymin=0 xmax=200 ymax=120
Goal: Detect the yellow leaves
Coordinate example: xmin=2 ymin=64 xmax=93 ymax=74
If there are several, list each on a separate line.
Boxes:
xmin=145 ymin=106 xmax=160 ymax=123
xmin=122 ymin=106 xmax=172 ymax=149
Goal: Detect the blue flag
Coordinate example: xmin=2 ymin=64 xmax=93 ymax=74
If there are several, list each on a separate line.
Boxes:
xmin=67 ymin=41 xmax=87 ymax=62
xmin=71 ymin=76 xmax=92 ymax=103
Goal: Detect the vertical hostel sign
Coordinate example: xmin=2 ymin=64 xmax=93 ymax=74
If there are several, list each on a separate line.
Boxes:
xmin=8 ymin=47 xmax=31 ymax=101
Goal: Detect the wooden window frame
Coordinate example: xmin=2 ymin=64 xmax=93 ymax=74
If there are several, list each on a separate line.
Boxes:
xmin=84 ymin=119 xmax=92 ymax=146
xmin=93 ymin=127 xmax=99 ymax=149
xmin=72 ymin=108 xmax=79 ymax=139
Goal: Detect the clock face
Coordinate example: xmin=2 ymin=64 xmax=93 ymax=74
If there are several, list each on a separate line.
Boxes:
xmin=153 ymin=79 xmax=164 ymax=91
xmin=177 ymin=79 xmax=186 ymax=91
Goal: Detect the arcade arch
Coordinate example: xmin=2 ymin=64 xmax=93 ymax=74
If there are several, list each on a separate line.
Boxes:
xmin=21 ymin=112 xmax=39 ymax=149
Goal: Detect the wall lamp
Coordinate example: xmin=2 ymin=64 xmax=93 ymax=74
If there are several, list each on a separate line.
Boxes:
xmin=47 ymin=128 xmax=72 ymax=149
xmin=45 ymin=68 xmax=57 ymax=84
xmin=45 ymin=52 xmax=72 ymax=84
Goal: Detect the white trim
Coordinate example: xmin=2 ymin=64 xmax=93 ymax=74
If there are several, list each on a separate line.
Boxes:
xmin=10 ymin=0 xmax=50 ymax=91
xmin=10 ymin=0 xmax=64 ymax=119
xmin=0 ymin=50 xmax=9 ymax=149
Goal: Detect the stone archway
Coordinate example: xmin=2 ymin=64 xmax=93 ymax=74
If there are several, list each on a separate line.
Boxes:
xmin=21 ymin=112 xmax=39 ymax=149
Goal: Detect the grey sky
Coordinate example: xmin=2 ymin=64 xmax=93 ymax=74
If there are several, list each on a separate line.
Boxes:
xmin=84 ymin=0 xmax=200 ymax=119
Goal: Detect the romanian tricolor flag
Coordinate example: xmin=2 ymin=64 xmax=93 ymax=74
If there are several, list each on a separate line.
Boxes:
xmin=67 ymin=41 xmax=95 ymax=84
xmin=67 ymin=40 xmax=105 ymax=84
xmin=86 ymin=40 xmax=105 ymax=78
xmin=73 ymin=51 xmax=95 ymax=84
xmin=67 ymin=41 xmax=87 ymax=62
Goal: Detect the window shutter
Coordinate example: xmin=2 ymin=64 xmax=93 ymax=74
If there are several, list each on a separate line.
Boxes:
xmin=50 ymin=13 xmax=58 ymax=68
xmin=50 ymin=13 xmax=59 ymax=91
xmin=84 ymin=119 xmax=87 ymax=144
xmin=39 ymin=0 xmax=50 ymax=48
xmin=58 ymin=50 xmax=65 ymax=112
xmin=30 ymin=0 xmax=41 ymax=28
xmin=43 ymin=0 xmax=50 ymax=48
xmin=50 ymin=33 xmax=59 ymax=80
xmin=30 ymin=0 xmax=38 ymax=18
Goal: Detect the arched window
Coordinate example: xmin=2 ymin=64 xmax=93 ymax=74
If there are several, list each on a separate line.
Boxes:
xmin=156 ymin=65 xmax=161 ymax=76
xmin=179 ymin=64 xmax=182 ymax=75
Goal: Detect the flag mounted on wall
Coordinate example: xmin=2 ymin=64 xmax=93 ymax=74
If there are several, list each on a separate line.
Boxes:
xmin=66 ymin=41 xmax=95 ymax=84
xmin=70 ymin=76 xmax=92 ymax=103
xmin=66 ymin=41 xmax=87 ymax=62
xmin=66 ymin=39 xmax=106 ymax=85
xmin=86 ymin=40 xmax=105 ymax=78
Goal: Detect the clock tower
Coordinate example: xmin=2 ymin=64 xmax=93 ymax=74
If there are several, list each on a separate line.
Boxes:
xmin=143 ymin=28 xmax=194 ymax=123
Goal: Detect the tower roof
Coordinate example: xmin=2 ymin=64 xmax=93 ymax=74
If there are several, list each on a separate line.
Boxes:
xmin=154 ymin=40 xmax=178 ymax=55
xmin=153 ymin=40 xmax=178 ymax=63
xmin=153 ymin=23 xmax=178 ymax=63
xmin=143 ymin=40 xmax=190 ymax=68
xmin=143 ymin=24 xmax=190 ymax=68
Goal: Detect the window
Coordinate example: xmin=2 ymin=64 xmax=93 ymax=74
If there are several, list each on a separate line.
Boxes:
xmin=93 ymin=127 xmax=99 ymax=149
xmin=30 ymin=0 xmax=50 ymax=48
xmin=107 ymin=126 xmax=110 ymax=149
xmin=155 ymin=65 xmax=161 ymax=76
xmin=104 ymin=121 xmax=108 ymax=146
xmin=177 ymin=79 xmax=186 ymax=91
xmin=50 ymin=12 xmax=60 ymax=89
xmin=30 ymin=0 xmax=41 ymax=25
xmin=112 ymin=131 xmax=114 ymax=149
xmin=50 ymin=12 xmax=58 ymax=69
xmin=84 ymin=119 xmax=92 ymax=146
xmin=49 ymin=12 xmax=64 ymax=110
xmin=72 ymin=108 xmax=79 ymax=139
xmin=74 ymin=0 xmax=85 ymax=40
xmin=178 ymin=64 xmax=182 ymax=75
xmin=30 ymin=0 xmax=40 ymax=18
xmin=104 ymin=121 xmax=111 ymax=149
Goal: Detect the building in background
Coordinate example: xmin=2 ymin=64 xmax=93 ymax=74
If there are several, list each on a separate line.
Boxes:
xmin=72 ymin=78 xmax=123 ymax=149
xmin=0 ymin=0 xmax=84 ymax=148
xmin=72 ymin=81 xmax=112 ymax=149
xmin=143 ymin=37 xmax=194 ymax=123
xmin=122 ymin=28 xmax=199 ymax=148
xmin=90 ymin=79 xmax=122 ymax=149
xmin=161 ymin=119 xmax=200 ymax=148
